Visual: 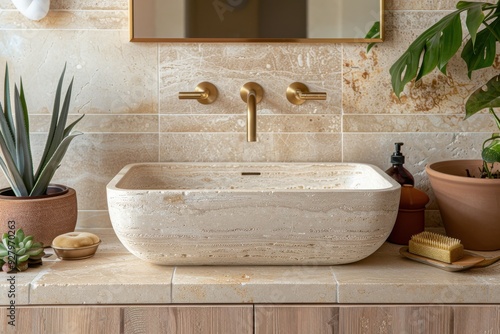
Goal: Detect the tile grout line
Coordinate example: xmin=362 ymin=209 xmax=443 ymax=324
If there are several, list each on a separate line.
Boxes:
xmin=340 ymin=43 xmax=345 ymax=162
xmin=157 ymin=42 xmax=161 ymax=163
xmin=170 ymin=267 xmax=177 ymax=303
xmin=329 ymin=267 xmax=341 ymax=304
xmin=28 ymin=267 xmax=52 ymax=304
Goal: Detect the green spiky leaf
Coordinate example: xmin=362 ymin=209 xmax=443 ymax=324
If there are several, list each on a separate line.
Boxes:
xmin=0 ymin=63 xmax=84 ymax=196
xmin=13 ymin=87 xmax=34 ymax=193
xmin=0 ymin=143 xmax=29 ymax=196
xmin=3 ymin=64 xmax=14 ymax=139
xmin=30 ymin=131 xmax=82 ymax=196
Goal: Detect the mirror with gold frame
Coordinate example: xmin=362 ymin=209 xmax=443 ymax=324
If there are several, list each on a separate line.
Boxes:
xmin=130 ymin=0 xmax=384 ymax=42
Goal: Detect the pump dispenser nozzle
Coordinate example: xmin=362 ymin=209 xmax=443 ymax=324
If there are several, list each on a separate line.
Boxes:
xmin=391 ymin=142 xmax=405 ymax=165
xmin=386 ymin=142 xmax=414 ymax=186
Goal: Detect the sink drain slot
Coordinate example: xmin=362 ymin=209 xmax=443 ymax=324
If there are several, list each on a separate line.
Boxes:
xmin=241 ymin=172 xmax=261 ymax=176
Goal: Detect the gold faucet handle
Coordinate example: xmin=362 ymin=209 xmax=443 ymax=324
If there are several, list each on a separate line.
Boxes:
xmin=179 ymin=82 xmax=218 ymax=104
xmin=286 ymin=82 xmax=327 ymax=105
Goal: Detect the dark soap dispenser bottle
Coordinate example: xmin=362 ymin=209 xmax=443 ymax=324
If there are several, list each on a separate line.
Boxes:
xmin=385 ymin=142 xmax=427 ymax=245
xmin=385 ymin=142 xmax=414 ymax=186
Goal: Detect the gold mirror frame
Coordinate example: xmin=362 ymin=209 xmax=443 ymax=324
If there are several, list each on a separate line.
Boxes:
xmin=129 ymin=0 xmax=384 ymax=43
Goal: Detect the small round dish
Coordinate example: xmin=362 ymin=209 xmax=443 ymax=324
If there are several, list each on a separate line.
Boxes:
xmin=51 ymin=241 xmax=101 ymax=260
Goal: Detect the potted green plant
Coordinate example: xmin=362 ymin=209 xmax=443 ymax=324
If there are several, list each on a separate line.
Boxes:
xmin=388 ymin=1 xmax=500 ymax=250
xmin=1 ymin=229 xmax=45 ymax=272
xmin=0 ymin=64 xmax=84 ymax=246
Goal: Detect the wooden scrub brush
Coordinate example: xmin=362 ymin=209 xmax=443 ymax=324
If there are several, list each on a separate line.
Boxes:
xmin=400 ymin=231 xmax=500 ymax=271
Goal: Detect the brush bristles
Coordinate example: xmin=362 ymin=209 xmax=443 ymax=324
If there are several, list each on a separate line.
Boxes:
xmin=409 ymin=231 xmax=464 ymax=263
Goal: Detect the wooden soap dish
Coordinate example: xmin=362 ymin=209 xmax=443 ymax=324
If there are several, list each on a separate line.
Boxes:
xmin=399 ymin=246 xmax=500 ymax=272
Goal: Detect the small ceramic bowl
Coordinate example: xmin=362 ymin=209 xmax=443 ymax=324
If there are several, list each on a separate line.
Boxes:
xmin=51 ymin=241 xmax=101 ymax=260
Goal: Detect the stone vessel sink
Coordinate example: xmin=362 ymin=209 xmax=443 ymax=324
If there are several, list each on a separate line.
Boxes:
xmin=107 ymin=163 xmax=400 ymax=265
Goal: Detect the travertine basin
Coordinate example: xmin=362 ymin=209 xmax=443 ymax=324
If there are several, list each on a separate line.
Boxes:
xmin=107 ymin=163 xmax=400 ymax=265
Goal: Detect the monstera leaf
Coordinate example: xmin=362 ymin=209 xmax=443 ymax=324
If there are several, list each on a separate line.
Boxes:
xmin=390 ymin=1 xmax=496 ymax=98
xmin=365 ymin=21 xmax=380 ymax=53
xmin=465 ymin=74 xmax=500 ymax=119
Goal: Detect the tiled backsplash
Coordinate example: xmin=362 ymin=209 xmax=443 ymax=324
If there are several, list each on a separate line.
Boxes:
xmin=0 ymin=0 xmax=494 ymax=227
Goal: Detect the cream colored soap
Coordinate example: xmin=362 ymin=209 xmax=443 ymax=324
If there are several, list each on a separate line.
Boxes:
xmin=52 ymin=232 xmax=100 ymax=248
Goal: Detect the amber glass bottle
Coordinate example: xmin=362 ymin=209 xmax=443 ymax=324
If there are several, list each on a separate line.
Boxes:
xmin=385 ymin=142 xmax=414 ymax=186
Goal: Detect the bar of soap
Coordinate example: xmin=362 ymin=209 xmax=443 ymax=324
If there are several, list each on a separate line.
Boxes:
xmin=52 ymin=232 xmax=100 ymax=248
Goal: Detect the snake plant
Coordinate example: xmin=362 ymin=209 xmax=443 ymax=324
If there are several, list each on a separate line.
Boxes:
xmin=0 ymin=229 xmax=45 ymax=272
xmin=388 ymin=1 xmax=500 ymax=177
xmin=0 ymin=63 xmax=84 ymax=196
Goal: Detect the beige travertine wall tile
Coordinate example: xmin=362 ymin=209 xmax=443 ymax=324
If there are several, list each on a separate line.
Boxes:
xmin=344 ymin=132 xmax=486 ymax=178
xmin=0 ymin=0 xmax=13 ymax=8
xmin=0 ymin=30 xmax=157 ymax=115
xmin=27 ymin=133 xmax=159 ymax=210
xmin=344 ymin=11 xmax=500 ymax=116
xmin=384 ymin=11 xmax=457 ymax=31
xmin=0 ymin=132 xmax=159 ymax=194
xmin=160 ymin=115 xmax=341 ymax=133
xmin=0 ymin=10 xmax=127 ymax=30
xmin=386 ymin=0 xmax=485 ymax=10
xmin=343 ymin=132 xmax=486 ymax=174
xmin=29 ymin=115 xmax=158 ymax=133
xmin=76 ymin=211 xmax=113 ymax=229
xmin=343 ymin=132 xmax=486 ymax=216
xmin=160 ymin=133 xmax=342 ymax=162
xmin=344 ymin=114 xmax=497 ymax=133
xmin=72 ymin=228 xmax=127 ymax=253
xmin=0 ymin=0 xmax=128 ymax=9
xmin=50 ymin=0 xmax=128 ymax=10
xmin=160 ymin=43 xmax=341 ymax=115
xmin=343 ymin=40 xmax=469 ymax=116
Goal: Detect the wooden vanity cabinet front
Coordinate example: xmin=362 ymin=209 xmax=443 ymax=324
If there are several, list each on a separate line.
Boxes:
xmin=2 ymin=304 xmax=499 ymax=333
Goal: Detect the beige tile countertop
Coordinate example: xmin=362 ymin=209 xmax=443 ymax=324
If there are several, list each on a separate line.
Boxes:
xmin=2 ymin=228 xmax=500 ymax=306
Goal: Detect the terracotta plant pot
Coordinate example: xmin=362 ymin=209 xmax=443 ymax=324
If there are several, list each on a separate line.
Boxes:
xmin=426 ymin=160 xmax=500 ymax=251
xmin=0 ymin=184 xmax=78 ymax=247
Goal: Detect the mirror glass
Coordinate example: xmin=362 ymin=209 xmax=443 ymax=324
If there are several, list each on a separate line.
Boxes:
xmin=131 ymin=0 xmax=383 ymax=42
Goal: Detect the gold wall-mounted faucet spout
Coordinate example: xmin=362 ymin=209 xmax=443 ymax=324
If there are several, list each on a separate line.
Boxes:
xmin=240 ymin=82 xmax=263 ymax=142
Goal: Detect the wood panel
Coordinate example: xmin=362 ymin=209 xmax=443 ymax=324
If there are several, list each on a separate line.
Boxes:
xmin=339 ymin=305 xmax=453 ymax=334
xmin=0 ymin=306 xmax=121 ymax=334
xmin=254 ymin=305 xmax=338 ymax=334
xmin=123 ymin=305 xmax=253 ymax=334
xmin=1 ymin=303 xmax=498 ymax=333
xmin=453 ymin=306 xmax=500 ymax=334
